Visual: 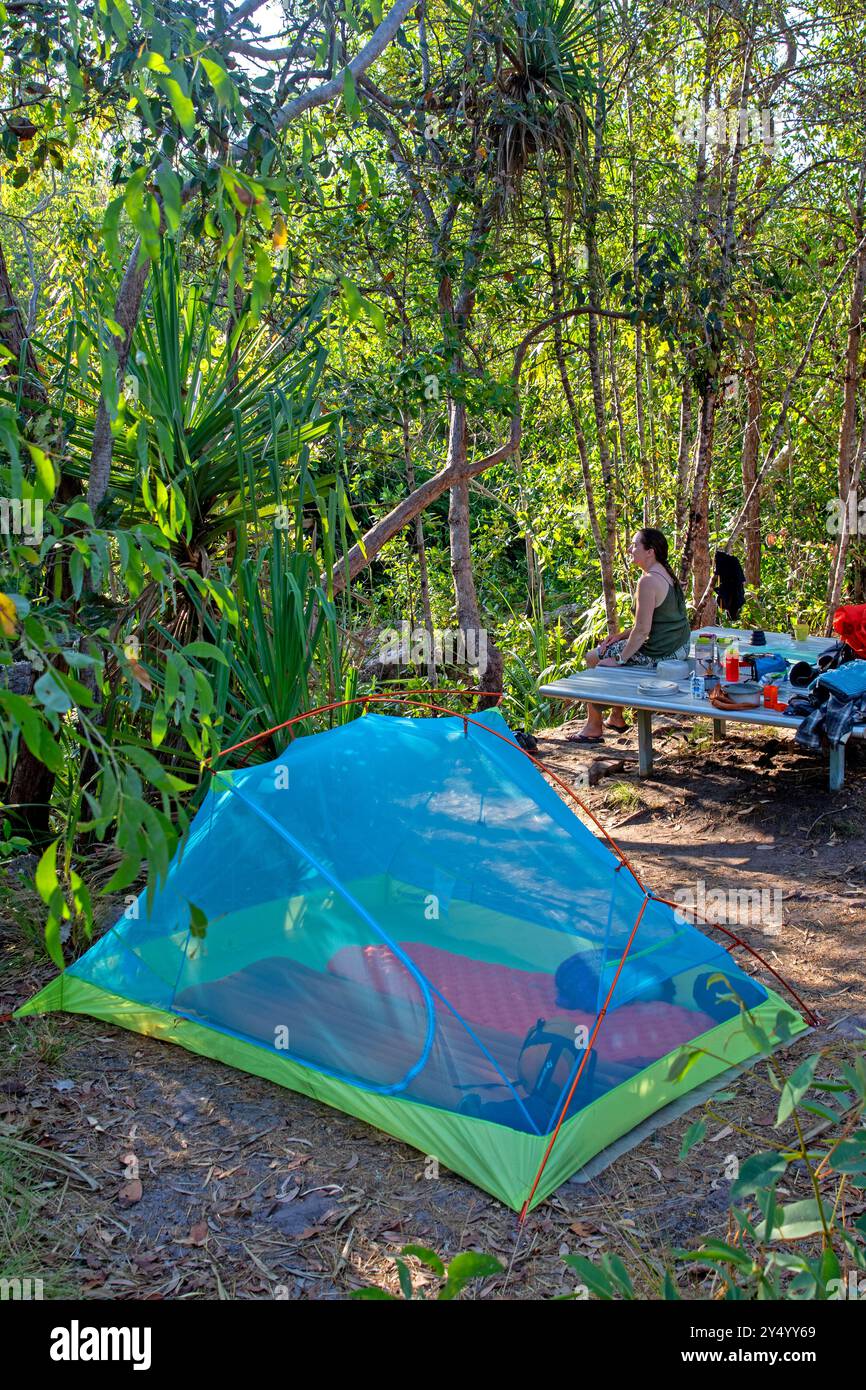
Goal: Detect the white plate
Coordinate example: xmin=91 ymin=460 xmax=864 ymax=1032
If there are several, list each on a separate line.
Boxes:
xmin=637 ymin=678 xmax=679 ymax=694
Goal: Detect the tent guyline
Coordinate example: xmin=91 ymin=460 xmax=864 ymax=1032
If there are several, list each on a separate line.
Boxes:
xmin=519 ymin=893 xmax=651 ymax=1221
xmin=18 ymin=703 xmax=811 ymax=1213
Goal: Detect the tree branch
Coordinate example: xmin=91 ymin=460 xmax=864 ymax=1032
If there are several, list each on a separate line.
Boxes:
xmin=331 ymin=306 xmax=631 ymax=593
xmin=273 ymin=0 xmax=416 ymax=129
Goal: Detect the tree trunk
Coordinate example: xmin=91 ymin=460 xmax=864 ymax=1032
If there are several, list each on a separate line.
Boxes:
xmin=741 ymin=312 xmax=763 ymax=587
xmin=446 ymin=402 xmax=502 ymax=701
xmin=681 ymin=35 xmax=753 ymax=612
xmin=402 ymin=408 xmax=437 ymax=683
xmin=681 ymin=387 xmax=718 ymax=625
xmin=827 ymin=155 xmax=866 ymax=610
xmin=626 ymin=84 xmax=650 ymax=522
xmin=827 ymin=419 xmax=865 ymax=621
xmin=87 ymin=238 xmax=151 ymax=519
xmin=0 ymin=239 xmax=47 ymax=401
xmin=585 ymin=32 xmax=620 ymax=635
xmin=675 ymin=378 xmax=695 ymax=551
xmin=539 ymin=179 xmax=617 ymax=630
xmin=0 ymin=236 xmax=56 ymax=837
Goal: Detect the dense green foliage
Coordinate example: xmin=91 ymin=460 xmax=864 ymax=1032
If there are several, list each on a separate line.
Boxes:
xmin=1 ymin=0 xmax=864 ymax=962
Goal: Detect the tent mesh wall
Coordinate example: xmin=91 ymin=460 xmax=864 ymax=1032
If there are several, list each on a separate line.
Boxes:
xmin=19 ymin=710 xmax=806 ymax=1206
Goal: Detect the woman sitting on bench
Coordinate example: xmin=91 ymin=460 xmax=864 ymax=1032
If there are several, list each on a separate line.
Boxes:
xmin=573 ymin=527 xmax=692 ymax=744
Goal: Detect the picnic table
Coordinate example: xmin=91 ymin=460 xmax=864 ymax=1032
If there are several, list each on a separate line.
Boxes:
xmin=538 ymin=625 xmax=865 ymax=791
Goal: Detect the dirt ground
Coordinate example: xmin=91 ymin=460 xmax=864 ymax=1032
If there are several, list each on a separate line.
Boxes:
xmin=2 ymin=714 xmax=865 ymax=1300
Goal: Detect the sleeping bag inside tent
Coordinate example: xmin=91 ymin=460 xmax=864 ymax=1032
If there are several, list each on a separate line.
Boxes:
xmin=18 ymin=708 xmax=807 ymax=1211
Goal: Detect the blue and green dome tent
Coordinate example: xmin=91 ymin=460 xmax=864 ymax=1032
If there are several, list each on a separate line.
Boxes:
xmin=18 ymin=708 xmax=807 ymax=1211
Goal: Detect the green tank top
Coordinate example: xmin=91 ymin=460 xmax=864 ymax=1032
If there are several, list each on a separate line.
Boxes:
xmin=641 ymin=577 xmax=692 ymax=659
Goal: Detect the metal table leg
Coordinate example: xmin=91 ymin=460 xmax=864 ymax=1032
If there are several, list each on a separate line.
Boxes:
xmin=829 ymin=742 xmax=845 ymax=791
xmin=712 ymin=718 xmax=727 ymax=741
xmin=636 ymin=708 xmax=653 ymax=776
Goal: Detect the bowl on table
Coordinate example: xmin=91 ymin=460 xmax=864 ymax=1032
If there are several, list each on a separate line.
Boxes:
xmin=720 ymin=679 xmax=762 ymax=706
xmin=656 ymin=659 xmax=691 ymax=682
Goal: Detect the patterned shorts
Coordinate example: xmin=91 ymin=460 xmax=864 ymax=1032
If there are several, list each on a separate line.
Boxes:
xmin=604 ymin=637 xmax=690 ymax=669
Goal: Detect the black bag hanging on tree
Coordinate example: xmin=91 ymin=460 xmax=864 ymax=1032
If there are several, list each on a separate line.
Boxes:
xmin=714 ymin=550 xmax=747 ymax=621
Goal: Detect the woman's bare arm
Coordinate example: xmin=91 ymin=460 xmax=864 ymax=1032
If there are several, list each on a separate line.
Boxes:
xmin=613 ymin=577 xmax=656 ymax=662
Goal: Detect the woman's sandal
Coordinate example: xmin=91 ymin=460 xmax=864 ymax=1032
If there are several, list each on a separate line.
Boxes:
xmin=567 ymin=731 xmax=605 ymax=744
xmin=604 ymin=719 xmax=629 ymax=733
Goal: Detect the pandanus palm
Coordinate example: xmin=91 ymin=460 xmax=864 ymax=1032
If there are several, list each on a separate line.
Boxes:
xmin=111 ymin=250 xmax=334 ymax=564
xmin=488 ymin=0 xmax=598 ymax=205
xmin=57 ymin=243 xmax=344 ymax=755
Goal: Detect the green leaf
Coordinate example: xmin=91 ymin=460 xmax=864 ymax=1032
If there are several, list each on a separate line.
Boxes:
xmin=360 ymin=295 xmax=386 ymax=336
xmin=394 ymin=1257 xmax=414 ymax=1299
xmin=157 ymin=74 xmax=195 ymax=139
xmin=440 ymin=1251 xmax=502 ymax=1299
xmin=164 ymin=652 xmax=182 ymax=706
xmin=401 ymin=1245 xmax=445 ymax=1277
xmin=140 ymin=50 xmax=171 ymax=75
xmin=731 ymin=1150 xmax=787 ymax=1199
xmin=103 ymin=854 xmax=142 ymax=894
xmin=25 ymin=441 xmax=57 ymax=499
xmin=819 ymin=1245 xmax=841 ymax=1292
xmin=830 ymin=1131 xmax=866 ymax=1174
xmin=44 ymin=891 xmax=65 ymax=969
xmin=754 ymin=1200 xmax=827 ymax=1243
xmin=188 ymin=901 xmax=208 ymax=939
xmin=182 ymin=641 xmax=230 ymax=666
xmin=675 ymin=1240 xmax=753 ymax=1270
xmin=562 ymin=1252 xmax=631 ymax=1299
xmin=667 ymin=1044 xmax=705 ymax=1082
xmin=200 ymin=54 xmax=235 ymax=109
xmin=776 ymin=1055 xmax=819 ymax=1127
xmin=103 ymin=194 xmax=124 ymax=267
xmin=342 ymin=66 xmax=360 ymax=119
xmin=34 ymin=671 xmax=73 ymax=714
xmin=155 ymin=161 xmax=181 ymax=233
xmin=151 ymin=703 xmax=168 ymax=748
xmin=679 ymin=1118 xmax=707 ymax=1159
xmin=35 ymin=839 xmax=60 ymax=905
xmin=341 ymin=276 xmax=363 ymax=321
xmin=38 ymin=725 xmax=65 ymax=775
xmin=124 ymin=745 xmax=168 ymax=785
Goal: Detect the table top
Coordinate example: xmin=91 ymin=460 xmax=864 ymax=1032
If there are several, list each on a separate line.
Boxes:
xmin=691 ymin=625 xmax=833 ymax=662
xmin=538 ymin=628 xmax=866 ymax=735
